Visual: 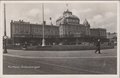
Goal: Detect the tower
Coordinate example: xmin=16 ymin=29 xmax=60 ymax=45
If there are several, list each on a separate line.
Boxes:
xmin=83 ymin=19 xmax=90 ymax=27
xmin=83 ymin=19 xmax=90 ymax=36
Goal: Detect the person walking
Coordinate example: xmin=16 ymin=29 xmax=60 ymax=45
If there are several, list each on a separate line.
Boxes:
xmin=23 ymin=41 xmax=27 ymax=50
xmin=95 ymin=39 xmax=101 ymax=54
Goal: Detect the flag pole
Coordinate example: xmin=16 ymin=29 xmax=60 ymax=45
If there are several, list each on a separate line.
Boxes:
xmin=42 ymin=3 xmax=45 ymax=46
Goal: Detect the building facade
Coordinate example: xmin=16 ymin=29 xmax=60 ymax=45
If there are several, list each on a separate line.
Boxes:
xmin=11 ymin=20 xmax=59 ymax=45
xmin=10 ymin=9 xmax=107 ymax=45
xmin=11 ymin=20 xmax=59 ymax=38
xmin=11 ymin=20 xmax=31 ymax=38
xmin=107 ymin=32 xmax=117 ymax=39
xmin=90 ymin=28 xmax=107 ymax=38
xmin=56 ymin=9 xmax=90 ymax=38
xmin=107 ymin=32 xmax=117 ymax=45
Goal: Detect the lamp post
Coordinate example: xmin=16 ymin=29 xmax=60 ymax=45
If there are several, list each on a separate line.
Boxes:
xmin=50 ymin=17 xmax=53 ymax=25
xmin=42 ymin=3 xmax=45 ymax=46
xmin=3 ymin=3 xmax=8 ymax=53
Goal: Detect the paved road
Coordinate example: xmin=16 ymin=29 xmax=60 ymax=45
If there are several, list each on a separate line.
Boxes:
xmin=3 ymin=48 xmax=117 ymax=74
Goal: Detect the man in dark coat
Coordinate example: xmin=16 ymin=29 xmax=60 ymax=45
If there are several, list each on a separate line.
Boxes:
xmin=95 ymin=39 xmax=101 ymax=54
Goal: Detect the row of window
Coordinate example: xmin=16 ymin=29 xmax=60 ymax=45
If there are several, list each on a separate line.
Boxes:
xmin=13 ymin=25 xmax=30 ymax=34
xmin=13 ymin=27 xmax=59 ymax=35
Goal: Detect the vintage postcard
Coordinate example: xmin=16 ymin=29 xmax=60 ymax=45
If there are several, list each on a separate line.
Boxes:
xmin=0 ymin=0 xmax=119 ymax=78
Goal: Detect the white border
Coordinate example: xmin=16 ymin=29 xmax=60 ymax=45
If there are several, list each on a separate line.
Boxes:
xmin=0 ymin=1 xmax=119 ymax=78
xmin=117 ymin=0 xmax=120 ymax=77
xmin=0 ymin=1 xmax=119 ymax=3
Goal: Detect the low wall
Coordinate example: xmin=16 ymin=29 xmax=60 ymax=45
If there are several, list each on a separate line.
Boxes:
xmin=6 ymin=44 xmax=114 ymax=51
xmin=28 ymin=45 xmax=114 ymax=51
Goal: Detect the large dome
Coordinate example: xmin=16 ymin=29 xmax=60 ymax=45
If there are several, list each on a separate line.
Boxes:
xmin=56 ymin=9 xmax=80 ymax=25
xmin=63 ymin=10 xmax=79 ymax=19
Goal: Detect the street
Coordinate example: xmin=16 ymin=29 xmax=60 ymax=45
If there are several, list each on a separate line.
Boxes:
xmin=3 ymin=47 xmax=117 ymax=74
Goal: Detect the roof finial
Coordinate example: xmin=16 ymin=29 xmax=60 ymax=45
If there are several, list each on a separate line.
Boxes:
xmin=83 ymin=18 xmax=90 ymax=26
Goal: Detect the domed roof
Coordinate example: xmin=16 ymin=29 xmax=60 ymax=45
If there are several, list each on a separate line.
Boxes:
xmin=65 ymin=14 xmax=79 ymax=19
xmin=63 ymin=9 xmax=79 ymax=20
xmin=56 ymin=9 xmax=80 ymax=24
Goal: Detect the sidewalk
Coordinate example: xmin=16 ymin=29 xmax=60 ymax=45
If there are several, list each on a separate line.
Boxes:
xmin=4 ymin=48 xmax=117 ymax=58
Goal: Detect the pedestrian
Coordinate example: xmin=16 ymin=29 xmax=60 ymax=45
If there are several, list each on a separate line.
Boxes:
xmin=22 ymin=41 xmax=27 ymax=50
xmin=95 ymin=39 xmax=101 ymax=54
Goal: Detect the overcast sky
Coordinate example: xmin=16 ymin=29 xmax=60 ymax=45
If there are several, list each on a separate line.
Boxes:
xmin=3 ymin=1 xmax=117 ymax=36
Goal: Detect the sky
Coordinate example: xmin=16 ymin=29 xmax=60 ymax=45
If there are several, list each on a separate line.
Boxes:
xmin=2 ymin=1 xmax=118 ymax=37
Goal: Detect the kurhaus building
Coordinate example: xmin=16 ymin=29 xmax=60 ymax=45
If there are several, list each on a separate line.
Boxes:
xmin=11 ymin=20 xmax=59 ymax=45
xmin=56 ymin=9 xmax=90 ymax=38
xmin=10 ymin=9 xmax=107 ymax=45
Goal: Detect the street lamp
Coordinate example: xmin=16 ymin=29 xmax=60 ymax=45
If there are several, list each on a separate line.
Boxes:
xmin=42 ymin=3 xmax=45 ymax=46
xmin=3 ymin=36 xmax=8 ymax=53
xmin=3 ymin=3 xmax=8 ymax=53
